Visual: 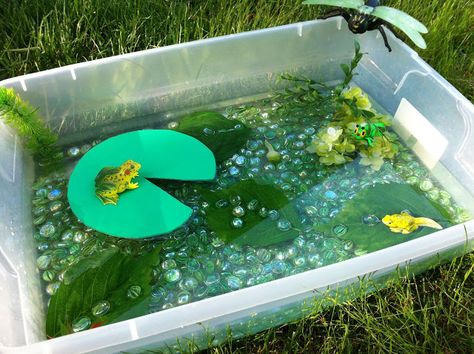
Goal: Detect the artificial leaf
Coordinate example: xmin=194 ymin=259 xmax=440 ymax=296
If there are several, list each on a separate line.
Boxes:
xmin=197 ymin=180 xmax=301 ymax=247
xmin=315 ymin=183 xmax=451 ymax=253
xmin=46 ymin=246 xmax=161 ymax=337
xmin=176 ymin=111 xmax=251 ymax=162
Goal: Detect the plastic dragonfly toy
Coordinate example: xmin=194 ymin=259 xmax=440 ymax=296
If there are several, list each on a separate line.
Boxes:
xmin=303 ymin=0 xmax=428 ymax=52
xmin=353 ymin=122 xmax=385 ymax=146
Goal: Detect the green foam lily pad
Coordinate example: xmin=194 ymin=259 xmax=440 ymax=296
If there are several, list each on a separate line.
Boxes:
xmin=68 ymin=130 xmax=216 ymax=238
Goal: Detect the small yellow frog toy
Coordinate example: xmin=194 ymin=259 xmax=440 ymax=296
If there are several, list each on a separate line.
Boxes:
xmin=382 ymin=211 xmax=443 ymax=234
xmin=94 ymin=160 xmax=141 ymax=205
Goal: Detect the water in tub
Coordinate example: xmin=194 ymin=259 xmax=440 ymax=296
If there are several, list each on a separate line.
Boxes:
xmin=32 ymin=79 xmax=470 ymax=337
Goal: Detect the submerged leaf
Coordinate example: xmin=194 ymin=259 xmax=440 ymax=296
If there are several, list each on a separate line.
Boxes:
xmin=46 ymin=246 xmax=161 ymax=337
xmin=176 ymin=111 xmax=251 ymax=162
xmin=315 ymin=183 xmax=452 ymax=253
xmin=197 ymin=180 xmax=301 ymax=247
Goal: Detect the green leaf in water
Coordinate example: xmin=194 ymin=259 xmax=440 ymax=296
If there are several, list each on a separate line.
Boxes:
xmin=315 ymin=183 xmax=451 ymax=254
xmin=197 ymin=180 xmax=301 ymax=247
xmin=176 ymin=111 xmax=251 ymax=162
xmin=46 ymin=246 xmax=161 ymax=337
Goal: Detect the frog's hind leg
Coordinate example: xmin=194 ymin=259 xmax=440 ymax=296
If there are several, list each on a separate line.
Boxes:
xmin=98 ymin=192 xmax=119 ymax=205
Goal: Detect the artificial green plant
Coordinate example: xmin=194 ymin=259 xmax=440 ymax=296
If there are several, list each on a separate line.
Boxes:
xmin=0 ymin=87 xmax=62 ymax=169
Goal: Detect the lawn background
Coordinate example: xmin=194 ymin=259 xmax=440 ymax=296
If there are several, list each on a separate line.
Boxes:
xmin=1 ymin=0 xmax=473 ymax=353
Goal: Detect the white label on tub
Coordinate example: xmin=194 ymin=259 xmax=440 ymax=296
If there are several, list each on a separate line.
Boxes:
xmin=392 ymin=98 xmax=448 ymax=170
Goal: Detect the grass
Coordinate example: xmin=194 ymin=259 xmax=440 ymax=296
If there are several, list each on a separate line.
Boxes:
xmin=1 ymin=0 xmax=473 ymax=353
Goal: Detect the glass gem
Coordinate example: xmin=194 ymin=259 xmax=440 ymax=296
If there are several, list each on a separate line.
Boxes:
xmin=127 ymin=285 xmax=142 ymax=299
xmin=256 ymin=248 xmax=271 ymax=262
xmin=177 ymin=291 xmax=191 ymax=304
xmin=67 ymin=147 xmax=81 ymax=157
xmin=228 ymin=166 xmax=240 ymax=176
xmin=46 ymin=282 xmax=60 ymax=296
xmin=258 ymin=207 xmax=268 ymax=218
xmin=167 ymin=121 xmax=179 ymax=129
xmin=203 ymin=127 xmax=215 ymax=135
xmin=39 ymin=223 xmax=56 ymax=238
xmin=332 ymin=224 xmax=348 ymax=236
xmin=419 ymin=179 xmax=434 ymax=191
xmin=47 ymin=189 xmax=63 ymax=201
xmin=230 ymin=195 xmax=242 ymax=206
xmin=227 ymin=276 xmax=243 ymax=290
xmin=232 ymin=206 xmax=245 ymax=217
xmin=293 ymin=256 xmax=306 ymax=267
xmin=80 ymin=144 xmax=92 ymax=154
xmin=92 ymin=300 xmax=111 ymax=316
xmin=231 ymin=218 xmax=244 ymax=229
xmin=234 ymin=156 xmax=246 ymax=166
xmin=215 ymin=199 xmax=229 ymax=208
xmin=362 ymin=214 xmax=380 ymax=226
xmin=61 ymin=230 xmax=74 ymax=241
xmin=324 ymin=190 xmax=337 ymax=200
xmin=42 ymin=270 xmax=56 ymax=282
xmin=247 ymin=199 xmax=259 ymax=211
xmin=164 ymin=269 xmax=182 ymax=283
xmin=49 ymin=201 xmax=63 ymax=212
xmin=72 ymin=316 xmax=91 ymax=332
xmin=268 ymin=210 xmax=280 ymax=220
xmin=181 ymin=277 xmax=198 ymax=291
xmin=271 ymin=260 xmax=287 ymax=274
xmin=277 ymin=219 xmax=292 ymax=231
xmin=73 ymin=231 xmax=86 ymax=243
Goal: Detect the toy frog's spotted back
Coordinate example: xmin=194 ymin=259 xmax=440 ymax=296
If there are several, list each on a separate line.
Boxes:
xmin=95 ymin=160 xmax=141 ymax=205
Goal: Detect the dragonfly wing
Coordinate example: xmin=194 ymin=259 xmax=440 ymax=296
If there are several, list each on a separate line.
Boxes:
xmin=373 ymin=6 xmax=428 ymax=33
xmin=303 ymin=0 xmax=364 ymax=10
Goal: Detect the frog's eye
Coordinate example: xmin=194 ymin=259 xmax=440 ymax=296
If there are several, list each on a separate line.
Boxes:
xmin=361 ymin=130 xmax=366 ymax=137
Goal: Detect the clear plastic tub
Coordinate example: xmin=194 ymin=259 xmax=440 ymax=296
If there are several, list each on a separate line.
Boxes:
xmin=1 ymin=18 xmax=473 ymax=353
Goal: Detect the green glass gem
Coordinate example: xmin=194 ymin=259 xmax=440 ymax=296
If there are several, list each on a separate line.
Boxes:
xmin=246 ymin=199 xmax=259 ymax=211
xmin=39 ymin=223 xmax=57 ymax=238
xmin=419 ymin=179 xmax=433 ymax=191
xmin=92 ymin=300 xmax=111 ymax=316
xmin=46 ymin=282 xmax=60 ymax=296
xmin=231 ymin=218 xmax=244 ymax=229
xmin=33 ymin=206 xmax=47 ymax=216
xmin=42 ymin=270 xmax=56 ymax=282
xmin=258 ymin=207 xmax=268 ymax=218
xmin=61 ymin=229 xmax=74 ymax=241
xmin=164 ymin=269 xmax=182 ymax=283
xmin=215 ymin=199 xmax=229 ymax=208
xmin=362 ymin=214 xmax=380 ymax=226
xmin=69 ymin=244 xmax=82 ymax=255
xmin=293 ymin=256 xmax=306 ymax=267
xmin=127 ymin=285 xmax=142 ymax=299
xmin=181 ymin=277 xmax=199 ymax=291
xmin=37 ymin=255 xmax=51 ymax=270
xmin=49 ymin=201 xmax=64 ymax=212
xmin=226 ymin=276 xmax=243 ymax=290
xmin=73 ymin=231 xmax=86 ymax=243
xmin=332 ymin=224 xmax=348 ymax=236
xmin=161 ymin=259 xmax=177 ymax=270
xmin=232 ymin=206 xmax=245 ymax=217
xmin=72 ymin=316 xmax=92 ymax=333
xmin=230 ymin=195 xmax=242 ymax=206
xmin=177 ymin=291 xmax=191 ymax=305
xmin=427 ymin=188 xmax=440 ymax=200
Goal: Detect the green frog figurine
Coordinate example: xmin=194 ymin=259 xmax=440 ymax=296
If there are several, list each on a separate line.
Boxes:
xmin=94 ymin=160 xmax=141 ymax=205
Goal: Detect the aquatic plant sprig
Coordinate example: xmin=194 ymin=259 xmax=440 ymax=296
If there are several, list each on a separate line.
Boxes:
xmin=0 ymin=87 xmax=62 ymax=170
xmin=335 ymin=40 xmax=364 ymax=95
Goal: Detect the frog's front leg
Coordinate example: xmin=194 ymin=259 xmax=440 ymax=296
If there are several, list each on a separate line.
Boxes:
xmin=127 ymin=181 xmax=139 ymax=189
